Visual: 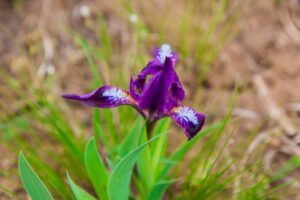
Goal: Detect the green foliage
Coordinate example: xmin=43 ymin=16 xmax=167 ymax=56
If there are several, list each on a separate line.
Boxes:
xmin=108 ymin=133 xmax=164 ymax=200
xmin=18 ymin=152 xmax=54 ymax=200
xmin=147 ymin=180 xmax=175 ymax=200
xmin=14 ymin=77 xmax=297 ymax=199
xmin=78 ymin=36 xmax=103 ymax=87
xmin=119 ymin=117 xmax=144 ymax=158
xmin=67 ymin=173 xmax=96 ymax=200
xmin=0 ymin=72 xmax=87 ymax=199
xmin=84 ymin=138 xmax=109 ymax=200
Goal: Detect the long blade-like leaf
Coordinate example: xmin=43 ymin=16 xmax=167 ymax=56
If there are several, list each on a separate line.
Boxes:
xmin=84 ymin=137 xmax=109 ymax=200
xmin=18 ymin=152 xmax=54 ymax=200
xmin=119 ymin=117 xmax=144 ymax=158
xmin=67 ymin=173 xmax=96 ymax=200
xmin=107 ymin=133 xmax=164 ymax=200
xmin=147 ymin=180 xmax=175 ymax=200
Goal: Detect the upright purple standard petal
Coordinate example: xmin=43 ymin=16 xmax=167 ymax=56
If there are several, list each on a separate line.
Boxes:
xmin=169 ymin=106 xmax=205 ymax=140
xmin=62 ymin=86 xmax=136 ymax=108
xmin=132 ymin=44 xmax=178 ymax=94
xmin=138 ymin=57 xmax=174 ymax=113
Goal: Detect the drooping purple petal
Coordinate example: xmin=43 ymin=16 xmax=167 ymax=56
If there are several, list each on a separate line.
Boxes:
xmin=172 ymin=72 xmax=185 ymax=101
xmin=62 ymin=86 xmax=136 ymax=108
xmin=169 ymin=106 xmax=205 ymax=140
xmin=138 ymin=57 xmax=174 ymax=113
xmin=152 ymin=44 xmax=178 ymax=65
xmin=164 ymin=72 xmax=185 ymax=111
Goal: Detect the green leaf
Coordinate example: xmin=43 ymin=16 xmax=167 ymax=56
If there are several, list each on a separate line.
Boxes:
xmin=18 ymin=152 xmax=54 ymax=200
xmin=119 ymin=117 xmax=144 ymax=158
xmin=136 ymin=129 xmax=153 ymax=199
xmin=151 ymin=119 xmax=170 ymax=175
xmin=147 ymin=180 xmax=175 ymax=200
xmin=107 ymin=133 xmax=164 ymax=200
xmin=84 ymin=137 xmax=109 ymax=200
xmin=67 ymin=173 xmax=96 ymax=200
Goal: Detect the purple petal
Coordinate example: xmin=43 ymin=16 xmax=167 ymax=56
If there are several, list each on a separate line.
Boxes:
xmin=133 ymin=61 xmax=164 ymax=93
xmin=172 ymin=73 xmax=185 ymax=101
xmin=132 ymin=44 xmax=178 ymax=95
xmin=152 ymin=44 xmax=178 ymax=65
xmin=165 ymin=72 xmax=185 ymax=111
xmin=130 ymin=76 xmax=141 ymax=101
xmin=169 ymin=106 xmax=205 ymax=140
xmin=62 ymin=86 xmax=136 ymax=108
xmin=140 ymin=61 xmax=164 ymax=76
xmin=138 ymin=57 xmax=174 ymax=113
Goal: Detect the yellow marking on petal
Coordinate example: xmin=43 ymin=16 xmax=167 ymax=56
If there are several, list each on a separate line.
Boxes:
xmin=171 ymin=106 xmax=181 ymax=112
xmin=172 ymin=106 xmax=198 ymax=125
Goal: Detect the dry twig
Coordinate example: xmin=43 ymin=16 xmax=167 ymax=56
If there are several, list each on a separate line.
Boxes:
xmin=279 ymin=0 xmax=300 ymax=44
xmin=253 ymin=75 xmax=297 ymax=137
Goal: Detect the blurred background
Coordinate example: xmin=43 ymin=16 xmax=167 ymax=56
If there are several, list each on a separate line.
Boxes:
xmin=1 ymin=0 xmax=300 ymax=199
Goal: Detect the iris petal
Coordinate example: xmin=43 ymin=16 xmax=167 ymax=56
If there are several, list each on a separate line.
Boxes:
xmin=172 ymin=73 xmax=185 ymax=101
xmin=165 ymin=72 xmax=185 ymax=110
xmin=132 ymin=44 xmax=178 ymax=95
xmin=133 ymin=62 xmax=163 ymax=93
xmin=138 ymin=57 xmax=174 ymax=113
xmin=141 ymin=61 xmax=164 ymax=75
xmin=169 ymin=106 xmax=205 ymax=140
xmin=130 ymin=76 xmax=141 ymax=101
xmin=62 ymin=86 xmax=136 ymax=108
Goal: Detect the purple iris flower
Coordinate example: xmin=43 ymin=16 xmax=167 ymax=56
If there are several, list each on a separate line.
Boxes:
xmin=63 ymin=44 xmax=205 ymax=140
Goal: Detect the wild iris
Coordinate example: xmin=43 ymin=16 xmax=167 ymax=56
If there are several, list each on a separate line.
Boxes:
xmin=63 ymin=44 xmax=205 ymax=139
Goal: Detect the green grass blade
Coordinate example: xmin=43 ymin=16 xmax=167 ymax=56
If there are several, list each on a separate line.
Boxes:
xmin=67 ymin=173 xmax=96 ymax=200
xmin=97 ymin=17 xmax=113 ymax=60
xmin=104 ymin=109 xmax=118 ymax=143
xmin=272 ymin=156 xmax=300 ymax=181
xmin=42 ymin=100 xmax=84 ymax=163
xmin=78 ymin=37 xmax=102 ymax=86
xmin=84 ymin=137 xmax=109 ymax=200
xmin=158 ymin=122 xmax=223 ymax=180
xmin=107 ymin=133 xmax=164 ymax=200
xmin=93 ymin=109 xmax=108 ymax=148
xmin=18 ymin=152 xmax=54 ymax=200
